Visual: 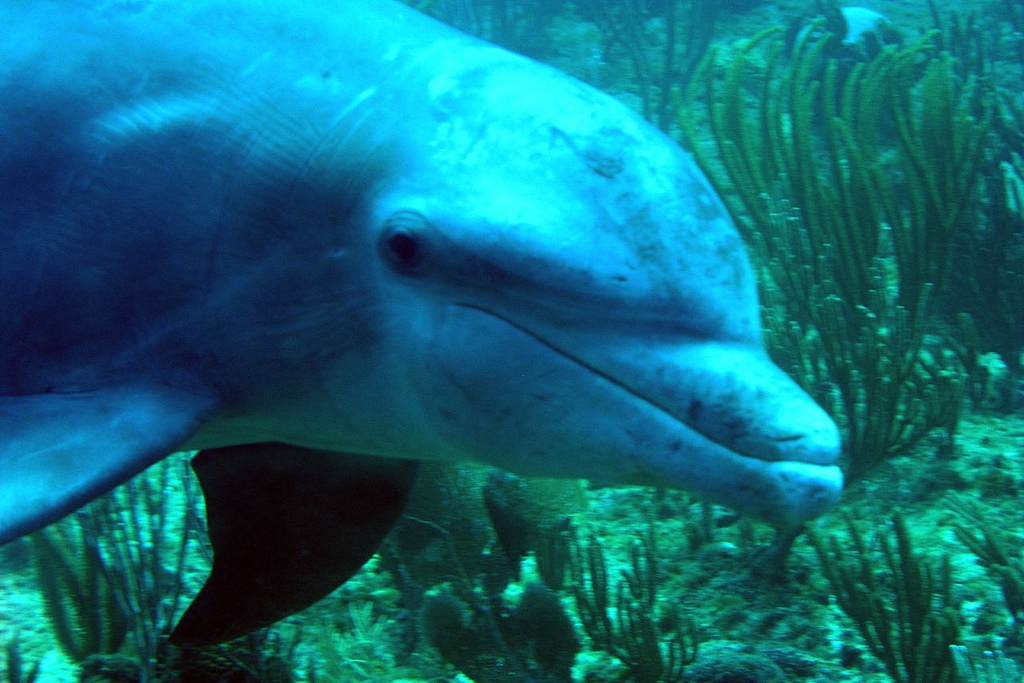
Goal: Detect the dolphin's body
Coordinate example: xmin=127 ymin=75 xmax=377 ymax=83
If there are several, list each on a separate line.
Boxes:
xmin=0 ymin=0 xmax=842 ymax=644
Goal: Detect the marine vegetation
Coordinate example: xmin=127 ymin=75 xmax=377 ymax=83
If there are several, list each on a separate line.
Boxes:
xmin=28 ymin=521 xmax=127 ymax=663
xmin=808 ymin=513 xmax=961 ymax=683
xmin=947 ymin=494 xmax=1024 ymax=624
xmin=932 ymin=6 xmax=1024 ymax=405
xmin=3 ymin=634 xmax=39 ymax=683
xmin=25 ymin=454 xmax=308 ymax=683
xmin=420 ymin=579 xmax=580 ymax=683
xmin=568 ymin=527 xmax=700 ymax=682
xmin=951 ymin=644 xmax=1021 ymax=683
xmin=377 ymin=465 xmax=588 ymax=682
xmin=682 ymin=25 xmax=988 ymax=481
xmin=28 ymin=453 xmax=199 ymax=681
xmin=307 ymin=601 xmax=404 ymax=681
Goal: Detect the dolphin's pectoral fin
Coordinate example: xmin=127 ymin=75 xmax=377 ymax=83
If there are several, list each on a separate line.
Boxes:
xmin=0 ymin=384 xmax=218 ymax=546
xmin=170 ymin=444 xmax=419 ymax=647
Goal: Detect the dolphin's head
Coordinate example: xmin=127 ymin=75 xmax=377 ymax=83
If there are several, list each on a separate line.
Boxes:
xmin=348 ymin=53 xmax=842 ymax=528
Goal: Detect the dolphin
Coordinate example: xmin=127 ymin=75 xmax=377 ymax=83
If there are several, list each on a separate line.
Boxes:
xmin=0 ymin=0 xmax=842 ymax=645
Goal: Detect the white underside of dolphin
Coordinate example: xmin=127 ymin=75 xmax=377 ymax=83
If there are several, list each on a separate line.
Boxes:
xmin=0 ymin=0 xmax=842 ymax=644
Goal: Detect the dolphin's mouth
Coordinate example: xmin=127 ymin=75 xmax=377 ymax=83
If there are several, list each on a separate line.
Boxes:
xmin=454 ymin=303 xmax=839 ymax=468
xmin=434 ymin=303 xmax=843 ymax=526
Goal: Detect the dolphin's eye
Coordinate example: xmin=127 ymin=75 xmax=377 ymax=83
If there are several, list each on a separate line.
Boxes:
xmin=380 ymin=210 xmax=430 ymax=274
xmin=385 ymin=231 xmax=419 ymax=266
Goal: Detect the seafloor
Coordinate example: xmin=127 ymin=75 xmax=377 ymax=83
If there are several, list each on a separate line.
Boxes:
xmin=3 ymin=408 xmax=1021 ymax=683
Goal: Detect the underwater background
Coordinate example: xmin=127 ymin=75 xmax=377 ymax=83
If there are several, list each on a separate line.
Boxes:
xmin=1 ymin=0 xmax=1021 ymax=682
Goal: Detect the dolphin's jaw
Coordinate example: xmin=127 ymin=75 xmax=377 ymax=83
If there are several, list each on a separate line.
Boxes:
xmin=595 ymin=341 xmax=843 ymax=467
xmin=450 ymin=303 xmax=841 ymax=464
xmin=423 ymin=304 xmax=842 ymax=526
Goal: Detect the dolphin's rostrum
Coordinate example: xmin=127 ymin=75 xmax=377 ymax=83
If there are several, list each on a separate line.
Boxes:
xmin=0 ymin=0 xmax=842 ymax=645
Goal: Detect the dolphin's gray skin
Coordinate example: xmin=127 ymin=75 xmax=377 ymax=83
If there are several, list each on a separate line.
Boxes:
xmin=0 ymin=0 xmax=842 ymax=644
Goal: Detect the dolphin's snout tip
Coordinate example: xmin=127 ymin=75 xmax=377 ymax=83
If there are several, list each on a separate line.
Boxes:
xmin=767 ymin=460 xmax=844 ymax=527
xmin=751 ymin=393 xmax=844 ymax=525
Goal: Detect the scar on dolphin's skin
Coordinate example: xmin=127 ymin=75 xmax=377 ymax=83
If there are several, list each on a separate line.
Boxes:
xmin=0 ymin=0 xmax=841 ymax=645
xmin=550 ymin=126 xmax=626 ymax=179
